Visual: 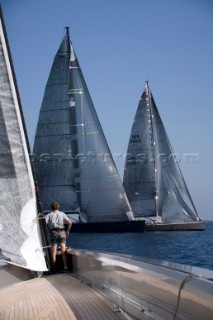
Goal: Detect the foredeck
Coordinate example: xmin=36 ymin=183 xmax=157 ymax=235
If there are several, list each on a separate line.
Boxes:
xmin=0 ymin=273 xmax=126 ymax=320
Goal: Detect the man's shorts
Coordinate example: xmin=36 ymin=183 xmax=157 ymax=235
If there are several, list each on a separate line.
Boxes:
xmin=50 ymin=230 xmax=66 ymax=245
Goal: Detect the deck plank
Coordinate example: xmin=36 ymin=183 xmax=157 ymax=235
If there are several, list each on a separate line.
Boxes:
xmin=0 ymin=276 xmax=76 ymax=320
xmin=0 ymin=274 xmax=125 ymax=320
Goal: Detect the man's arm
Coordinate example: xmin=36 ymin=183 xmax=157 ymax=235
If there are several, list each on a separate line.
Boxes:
xmin=65 ymin=218 xmax=72 ymax=235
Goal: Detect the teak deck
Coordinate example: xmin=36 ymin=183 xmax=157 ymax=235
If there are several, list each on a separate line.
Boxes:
xmin=0 ymin=273 xmax=125 ymax=320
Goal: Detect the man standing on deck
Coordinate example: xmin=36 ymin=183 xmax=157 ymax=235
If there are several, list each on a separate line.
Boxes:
xmin=46 ymin=201 xmax=72 ymax=272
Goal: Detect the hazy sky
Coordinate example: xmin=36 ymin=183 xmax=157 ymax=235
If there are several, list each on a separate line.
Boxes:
xmin=1 ymin=0 xmax=213 ymax=220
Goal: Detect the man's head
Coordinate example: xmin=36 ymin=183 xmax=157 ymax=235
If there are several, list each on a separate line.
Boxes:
xmin=51 ymin=201 xmax=60 ymax=211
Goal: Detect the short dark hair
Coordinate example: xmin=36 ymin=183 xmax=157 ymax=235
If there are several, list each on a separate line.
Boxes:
xmin=51 ymin=201 xmax=59 ymax=210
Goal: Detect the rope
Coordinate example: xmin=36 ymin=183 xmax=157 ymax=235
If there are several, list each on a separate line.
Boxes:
xmin=173 ymin=274 xmax=194 ymax=320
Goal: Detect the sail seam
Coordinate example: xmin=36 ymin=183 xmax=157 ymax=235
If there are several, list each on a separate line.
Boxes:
xmin=57 ymin=51 xmax=69 ymax=56
xmin=71 ymin=131 xmax=101 ymax=136
xmin=38 ymin=121 xmax=70 ymax=125
xmin=40 ymin=108 xmax=71 ymax=112
xmin=75 ymin=175 xmax=118 ymax=181
xmin=46 ymin=83 xmax=68 ymax=87
xmin=48 ymin=76 xmax=68 ymax=80
xmin=35 ymin=134 xmax=72 ymax=137
xmin=68 ymin=88 xmax=84 ymax=93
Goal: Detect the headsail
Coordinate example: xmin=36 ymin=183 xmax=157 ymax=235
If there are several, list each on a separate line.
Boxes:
xmin=0 ymin=7 xmax=47 ymax=271
xmin=33 ymin=28 xmax=133 ymax=222
xmin=123 ymin=82 xmax=201 ymax=223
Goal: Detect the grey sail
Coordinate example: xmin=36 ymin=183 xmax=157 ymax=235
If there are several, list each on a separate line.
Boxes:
xmin=33 ymin=28 xmax=134 ymax=223
xmin=0 ymin=7 xmax=47 ymax=271
xmin=32 ymin=28 xmax=79 ymax=214
xmin=123 ymin=82 xmax=202 ymax=224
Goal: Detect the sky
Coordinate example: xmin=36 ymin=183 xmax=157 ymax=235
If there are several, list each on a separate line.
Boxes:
xmin=1 ymin=0 xmax=213 ymax=220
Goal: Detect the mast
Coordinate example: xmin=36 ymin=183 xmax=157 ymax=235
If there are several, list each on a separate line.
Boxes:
xmin=146 ymin=81 xmax=158 ymax=219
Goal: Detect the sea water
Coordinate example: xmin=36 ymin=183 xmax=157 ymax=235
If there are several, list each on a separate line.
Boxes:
xmin=67 ymin=220 xmax=213 ymax=270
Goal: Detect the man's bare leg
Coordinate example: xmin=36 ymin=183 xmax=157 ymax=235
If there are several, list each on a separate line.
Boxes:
xmin=61 ymin=243 xmax=68 ymax=269
xmin=51 ymin=244 xmax=57 ymax=264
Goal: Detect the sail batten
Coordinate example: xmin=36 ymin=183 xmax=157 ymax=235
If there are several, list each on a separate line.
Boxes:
xmin=33 ymin=28 xmax=133 ymax=223
xmin=123 ymin=82 xmax=201 ymax=224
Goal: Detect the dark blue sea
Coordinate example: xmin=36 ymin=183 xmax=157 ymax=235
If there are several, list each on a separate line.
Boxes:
xmin=67 ymin=221 xmax=213 ymax=270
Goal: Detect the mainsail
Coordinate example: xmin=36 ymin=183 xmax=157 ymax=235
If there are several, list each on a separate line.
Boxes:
xmin=0 ymin=7 xmax=47 ymax=271
xmin=33 ymin=28 xmax=133 ymax=223
xmin=123 ymin=82 xmax=201 ymax=223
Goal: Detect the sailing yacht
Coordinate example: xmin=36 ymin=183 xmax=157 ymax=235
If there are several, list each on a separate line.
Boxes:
xmin=32 ymin=28 xmax=145 ymax=232
xmin=123 ymin=81 xmax=205 ymax=231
